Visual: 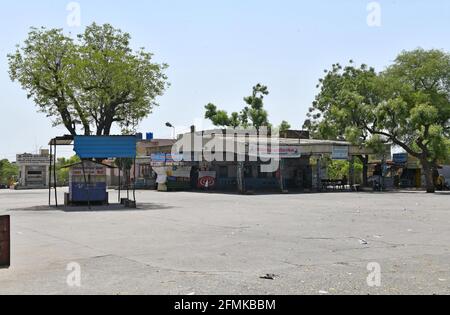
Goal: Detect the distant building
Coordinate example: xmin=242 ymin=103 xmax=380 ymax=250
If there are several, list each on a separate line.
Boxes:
xmin=16 ymin=150 xmax=50 ymax=189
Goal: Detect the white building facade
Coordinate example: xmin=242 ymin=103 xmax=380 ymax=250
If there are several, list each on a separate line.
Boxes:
xmin=16 ymin=150 xmax=50 ymax=189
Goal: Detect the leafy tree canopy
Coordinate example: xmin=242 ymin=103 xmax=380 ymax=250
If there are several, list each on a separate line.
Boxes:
xmin=306 ymin=48 xmax=450 ymax=192
xmin=279 ymin=121 xmax=292 ymax=133
xmin=205 ymin=84 xmax=279 ymax=131
xmin=8 ymin=23 xmax=169 ymax=136
xmin=0 ymin=159 xmax=19 ymax=185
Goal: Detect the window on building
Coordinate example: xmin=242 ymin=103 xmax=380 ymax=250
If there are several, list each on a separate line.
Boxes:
xmin=27 ymin=171 xmax=43 ymax=175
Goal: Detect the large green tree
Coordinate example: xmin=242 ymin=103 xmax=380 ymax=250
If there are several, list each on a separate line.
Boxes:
xmin=373 ymin=49 xmax=450 ymax=192
xmin=242 ymin=84 xmax=270 ymax=130
xmin=304 ymin=62 xmax=386 ymax=186
xmin=205 ymin=103 xmax=232 ymax=128
xmin=279 ymin=121 xmax=292 ymax=133
xmin=205 ymin=84 xmax=279 ymax=132
xmin=306 ymin=49 xmax=450 ymax=193
xmin=8 ymin=23 xmax=169 ymax=136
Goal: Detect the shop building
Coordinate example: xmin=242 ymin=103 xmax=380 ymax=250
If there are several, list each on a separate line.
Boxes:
xmin=105 ymin=134 xmax=177 ymax=189
xmin=388 ymin=153 xmax=450 ymax=190
xmin=147 ymin=129 xmax=381 ymax=193
xmin=133 ymin=137 xmax=177 ymax=189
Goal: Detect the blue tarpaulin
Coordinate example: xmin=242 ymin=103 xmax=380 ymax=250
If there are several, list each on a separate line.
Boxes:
xmin=74 ymin=136 xmax=137 ymax=159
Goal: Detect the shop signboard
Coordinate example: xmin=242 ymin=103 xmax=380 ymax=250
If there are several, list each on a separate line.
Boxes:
xmin=167 ymin=166 xmax=192 ymax=178
xmin=332 ymin=146 xmax=349 ymax=161
xmin=151 ymin=153 xmax=185 ymax=166
xmin=393 ymin=153 xmax=408 ymax=165
xmin=70 ymin=165 xmax=106 ymax=176
xmin=151 ymin=154 xmax=167 ymax=164
xmin=16 ymin=154 xmax=50 ymax=166
xmin=249 ymin=145 xmax=302 ymax=159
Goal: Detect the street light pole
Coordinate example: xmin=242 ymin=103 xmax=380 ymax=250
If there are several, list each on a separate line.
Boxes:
xmin=166 ymin=122 xmax=176 ymax=139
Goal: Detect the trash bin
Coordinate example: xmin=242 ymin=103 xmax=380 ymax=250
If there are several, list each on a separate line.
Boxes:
xmin=0 ymin=215 xmax=10 ymax=268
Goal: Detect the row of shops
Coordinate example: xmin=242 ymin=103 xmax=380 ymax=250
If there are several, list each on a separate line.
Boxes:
xmin=13 ymin=130 xmax=449 ymax=193
xmin=127 ymin=130 xmax=378 ymax=193
xmin=367 ymin=153 xmax=450 ymax=190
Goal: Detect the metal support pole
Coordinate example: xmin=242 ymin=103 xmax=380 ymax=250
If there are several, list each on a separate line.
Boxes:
xmin=81 ymin=160 xmax=91 ymax=210
xmin=118 ymin=168 xmax=121 ymax=203
xmin=49 ymin=143 xmax=52 ymax=206
xmin=53 ymin=142 xmax=58 ymax=207
xmin=133 ymin=158 xmax=137 ymax=202
xmin=127 ymin=169 xmax=130 ymax=200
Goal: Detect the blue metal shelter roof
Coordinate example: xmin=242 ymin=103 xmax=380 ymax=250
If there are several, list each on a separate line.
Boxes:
xmin=74 ymin=136 xmax=137 ymax=159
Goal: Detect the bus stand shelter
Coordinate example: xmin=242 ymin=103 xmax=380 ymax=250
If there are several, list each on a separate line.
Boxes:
xmin=48 ymin=135 xmax=138 ymax=209
xmin=62 ymin=160 xmax=114 ymax=206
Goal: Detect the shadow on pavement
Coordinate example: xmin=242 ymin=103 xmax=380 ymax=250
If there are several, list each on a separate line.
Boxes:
xmin=8 ymin=203 xmax=175 ymax=213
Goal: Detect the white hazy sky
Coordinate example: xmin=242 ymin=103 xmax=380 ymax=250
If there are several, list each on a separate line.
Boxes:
xmin=1 ymin=0 xmax=449 ymax=159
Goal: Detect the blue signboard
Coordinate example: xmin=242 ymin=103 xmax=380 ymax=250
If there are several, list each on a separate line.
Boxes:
xmin=151 ymin=154 xmax=167 ymax=163
xmin=74 ymin=136 xmax=137 ymax=159
xmin=151 ymin=153 xmax=185 ymax=164
xmin=393 ymin=153 xmax=408 ymax=165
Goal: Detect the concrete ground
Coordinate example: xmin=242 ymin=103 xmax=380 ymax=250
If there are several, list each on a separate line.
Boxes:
xmin=0 ymin=188 xmax=449 ymax=295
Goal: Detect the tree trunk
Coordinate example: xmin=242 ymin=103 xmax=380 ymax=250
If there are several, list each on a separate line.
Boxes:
xmin=362 ymin=163 xmax=369 ymax=187
xmin=103 ymin=123 xmax=112 ymax=136
xmin=357 ymin=155 xmax=369 ymax=187
xmin=58 ymin=105 xmax=77 ymax=135
xmin=64 ymin=122 xmax=77 ymax=136
xmin=421 ymin=161 xmax=436 ymax=193
xmin=362 ymin=155 xmax=369 ymax=187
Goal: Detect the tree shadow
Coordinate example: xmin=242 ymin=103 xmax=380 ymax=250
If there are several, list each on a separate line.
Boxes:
xmin=9 ymin=203 xmax=175 ymax=213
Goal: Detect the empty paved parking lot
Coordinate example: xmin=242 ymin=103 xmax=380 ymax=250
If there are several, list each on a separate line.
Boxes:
xmin=0 ymin=189 xmax=449 ymax=295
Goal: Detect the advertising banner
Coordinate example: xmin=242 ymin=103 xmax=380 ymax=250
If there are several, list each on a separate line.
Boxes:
xmin=198 ymin=171 xmax=217 ymax=189
xmin=167 ymin=166 xmax=192 ymax=178
xmin=249 ymin=145 xmax=302 ymax=159
xmin=151 ymin=153 xmax=186 ymax=166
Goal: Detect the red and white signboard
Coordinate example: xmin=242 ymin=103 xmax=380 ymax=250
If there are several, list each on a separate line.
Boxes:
xmin=198 ymin=171 xmax=216 ymax=189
